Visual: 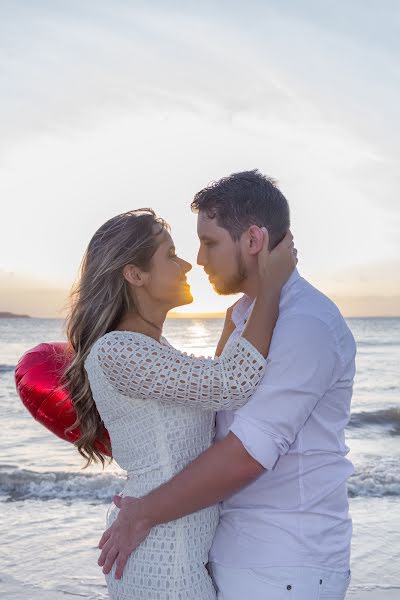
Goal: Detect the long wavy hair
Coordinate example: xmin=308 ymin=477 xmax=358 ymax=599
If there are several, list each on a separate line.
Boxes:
xmin=63 ymin=209 xmax=169 ymax=467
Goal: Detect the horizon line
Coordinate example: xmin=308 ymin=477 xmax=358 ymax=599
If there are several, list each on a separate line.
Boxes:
xmin=1 ymin=311 xmax=400 ymax=320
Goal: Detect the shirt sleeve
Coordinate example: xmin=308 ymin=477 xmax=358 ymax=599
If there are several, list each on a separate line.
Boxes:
xmin=229 ymin=315 xmax=337 ymax=470
xmin=95 ymin=332 xmax=266 ymax=411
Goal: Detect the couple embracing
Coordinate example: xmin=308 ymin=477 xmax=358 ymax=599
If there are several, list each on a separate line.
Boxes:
xmin=64 ymin=170 xmax=356 ymax=599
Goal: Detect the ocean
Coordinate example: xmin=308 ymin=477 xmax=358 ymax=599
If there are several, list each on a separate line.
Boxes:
xmin=0 ymin=317 xmax=399 ymax=598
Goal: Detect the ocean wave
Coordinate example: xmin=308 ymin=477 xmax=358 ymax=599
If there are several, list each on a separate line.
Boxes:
xmin=0 ymin=364 xmax=15 ymax=374
xmin=355 ymin=384 xmax=399 ymax=392
xmin=357 ymin=340 xmax=400 ymax=347
xmin=349 ymin=458 xmax=400 ymax=497
xmin=1 ymin=462 xmax=400 ymax=502
xmin=348 ymin=408 xmax=400 ymax=435
xmin=0 ymin=468 xmax=125 ymax=502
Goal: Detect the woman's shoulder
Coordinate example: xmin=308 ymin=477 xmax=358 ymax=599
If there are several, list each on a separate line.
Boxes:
xmin=89 ymin=330 xmax=171 ymax=360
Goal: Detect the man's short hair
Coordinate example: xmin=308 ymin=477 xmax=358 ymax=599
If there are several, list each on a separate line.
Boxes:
xmin=191 ymin=169 xmax=290 ymax=249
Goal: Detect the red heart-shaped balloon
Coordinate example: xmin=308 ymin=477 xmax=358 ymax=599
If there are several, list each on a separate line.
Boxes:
xmin=15 ymin=342 xmax=111 ymax=456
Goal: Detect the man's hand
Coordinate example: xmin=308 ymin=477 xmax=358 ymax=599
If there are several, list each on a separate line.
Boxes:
xmin=98 ymin=495 xmax=152 ymax=579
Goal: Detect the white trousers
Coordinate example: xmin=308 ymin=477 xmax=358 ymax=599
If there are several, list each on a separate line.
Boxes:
xmin=210 ymin=563 xmax=351 ymax=600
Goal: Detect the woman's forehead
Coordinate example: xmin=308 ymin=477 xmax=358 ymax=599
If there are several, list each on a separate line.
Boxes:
xmin=155 ymin=226 xmax=173 ymax=246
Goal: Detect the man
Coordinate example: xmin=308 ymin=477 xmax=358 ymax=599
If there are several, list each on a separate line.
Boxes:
xmin=98 ymin=170 xmax=356 ymax=599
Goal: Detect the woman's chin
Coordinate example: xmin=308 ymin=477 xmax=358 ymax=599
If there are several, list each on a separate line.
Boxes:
xmin=172 ymin=293 xmax=193 ymax=309
xmin=182 ymin=293 xmax=194 ymax=306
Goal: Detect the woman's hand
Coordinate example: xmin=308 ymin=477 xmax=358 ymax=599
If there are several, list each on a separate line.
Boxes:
xmin=240 ymin=228 xmax=297 ymax=357
xmin=98 ymin=495 xmax=151 ymax=579
xmin=258 ymin=229 xmax=297 ymax=295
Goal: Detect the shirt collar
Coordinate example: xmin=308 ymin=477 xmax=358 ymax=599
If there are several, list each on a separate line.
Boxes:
xmin=231 ymin=268 xmax=301 ymax=327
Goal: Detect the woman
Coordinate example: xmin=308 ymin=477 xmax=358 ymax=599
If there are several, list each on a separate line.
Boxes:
xmin=64 ymin=208 xmax=296 ymax=599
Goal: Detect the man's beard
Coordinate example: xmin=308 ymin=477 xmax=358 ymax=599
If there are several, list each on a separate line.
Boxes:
xmin=212 ymin=249 xmax=247 ymax=295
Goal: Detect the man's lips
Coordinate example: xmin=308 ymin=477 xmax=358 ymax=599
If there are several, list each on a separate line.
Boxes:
xmin=204 ymin=270 xmax=216 ymax=282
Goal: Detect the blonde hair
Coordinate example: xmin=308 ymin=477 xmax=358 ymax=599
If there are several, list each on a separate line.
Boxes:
xmin=63 ymin=209 xmax=168 ymax=467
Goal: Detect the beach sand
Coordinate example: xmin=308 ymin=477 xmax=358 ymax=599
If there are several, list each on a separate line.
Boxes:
xmin=1 ymin=575 xmax=399 ymax=600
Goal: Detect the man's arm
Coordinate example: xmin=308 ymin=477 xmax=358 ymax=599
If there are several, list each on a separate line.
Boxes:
xmin=134 ymin=431 xmax=263 ymax=522
xmin=98 ymin=432 xmax=264 ymax=578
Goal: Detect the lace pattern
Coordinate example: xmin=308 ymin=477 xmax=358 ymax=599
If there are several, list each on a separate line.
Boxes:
xmin=94 ymin=331 xmax=265 ymax=411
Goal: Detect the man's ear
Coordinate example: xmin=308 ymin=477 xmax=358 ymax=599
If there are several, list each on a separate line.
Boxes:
xmin=122 ymin=264 xmax=146 ymax=287
xmin=247 ymin=225 xmax=268 ymax=256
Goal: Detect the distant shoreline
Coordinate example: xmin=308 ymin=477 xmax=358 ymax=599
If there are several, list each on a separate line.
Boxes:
xmin=0 ymin=312 xmax=399 ymax=320
xmin=0 ymin=312 xmax=31 ymax=319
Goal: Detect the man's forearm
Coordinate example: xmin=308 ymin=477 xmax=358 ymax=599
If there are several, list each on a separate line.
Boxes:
xmin=135 ymin=432 xmax=265 ymax=527
xmin=99 ymin=433 xmax=265 ymax=578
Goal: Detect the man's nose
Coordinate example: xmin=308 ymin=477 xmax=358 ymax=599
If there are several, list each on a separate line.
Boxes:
xmin=197 ymin=248 xmax=205 ymax=266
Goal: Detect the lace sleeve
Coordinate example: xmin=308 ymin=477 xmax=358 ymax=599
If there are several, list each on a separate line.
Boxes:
xmin=95 ymin=331 xmax=266 ymax=411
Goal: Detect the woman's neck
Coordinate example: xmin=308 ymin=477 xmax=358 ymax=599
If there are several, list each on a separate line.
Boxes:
xmin=116 ymin=309 xmax=167 ymax=342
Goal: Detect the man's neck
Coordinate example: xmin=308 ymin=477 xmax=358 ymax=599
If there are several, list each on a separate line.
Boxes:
xmin=241 ymin=268 xmax=297 ymax=300
xmin=241 ymin=271 xmax=260 ymax=300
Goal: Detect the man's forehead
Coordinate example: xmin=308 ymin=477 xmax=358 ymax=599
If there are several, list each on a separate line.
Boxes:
xmin=197 ymin=212 xmax=223 ymax=237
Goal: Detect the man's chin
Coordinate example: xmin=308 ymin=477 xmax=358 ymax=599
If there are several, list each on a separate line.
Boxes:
xmin=211 ymin=281 xmax=242 ymax=296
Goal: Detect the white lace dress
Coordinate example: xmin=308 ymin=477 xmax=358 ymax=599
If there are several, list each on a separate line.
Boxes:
xmin=84 ymin=330 xmax=266 ymax=600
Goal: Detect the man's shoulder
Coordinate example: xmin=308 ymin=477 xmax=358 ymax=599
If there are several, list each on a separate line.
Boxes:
xmin=279 ymin=277 xmax=356 ymax=361
xmin=282 ymin=276 xmax=344 ymax=329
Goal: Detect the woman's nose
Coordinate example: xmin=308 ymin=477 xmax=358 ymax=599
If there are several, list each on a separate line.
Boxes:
xmin=184 ymin=261 xmax=192 ymax=273
xmin=179 ymin=258 xmax=192 ymax=273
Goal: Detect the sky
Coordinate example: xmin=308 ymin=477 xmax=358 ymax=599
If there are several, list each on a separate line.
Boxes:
xmin=1 ymin=0 xmax=399 ymax=317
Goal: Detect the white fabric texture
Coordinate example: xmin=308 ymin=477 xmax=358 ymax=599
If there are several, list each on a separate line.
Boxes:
xmin=210 ymin=563 xmax=351 ymax=600
xmin=210 ymin=269 xmax=356 ymax=572
xmin=84 ymin=330 xmax=266 ymax=600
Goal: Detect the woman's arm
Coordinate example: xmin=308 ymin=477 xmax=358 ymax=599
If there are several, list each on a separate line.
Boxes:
xmin=95 ymin=331 xmax=266 ymax=411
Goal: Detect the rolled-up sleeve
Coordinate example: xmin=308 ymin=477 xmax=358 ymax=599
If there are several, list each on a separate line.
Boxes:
xmin=229 ymin=314 xmax=338 ymax=470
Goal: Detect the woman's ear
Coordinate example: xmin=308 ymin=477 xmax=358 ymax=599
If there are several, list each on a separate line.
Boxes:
xmin=123 ymin=264 xmax=146 ymax=287
xmin=247 ymin=225 xmax=268 ymax=256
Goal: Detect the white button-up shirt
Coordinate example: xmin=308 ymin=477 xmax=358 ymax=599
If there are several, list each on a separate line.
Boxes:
xmin=209 ymin=269 xmax=356 ymax=571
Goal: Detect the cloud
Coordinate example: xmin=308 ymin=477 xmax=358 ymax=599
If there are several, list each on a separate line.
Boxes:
xmin=3 ymin=1 xmax=397 ymax=151
xmin=0 ymin=1 xmax=398 ymax=316
xmin=0 ymin=1 xmax=293 ymax=148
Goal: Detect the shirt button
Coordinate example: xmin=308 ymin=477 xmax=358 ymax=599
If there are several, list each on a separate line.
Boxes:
xmin=287 ymin=585 xmax=292 ymax=590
